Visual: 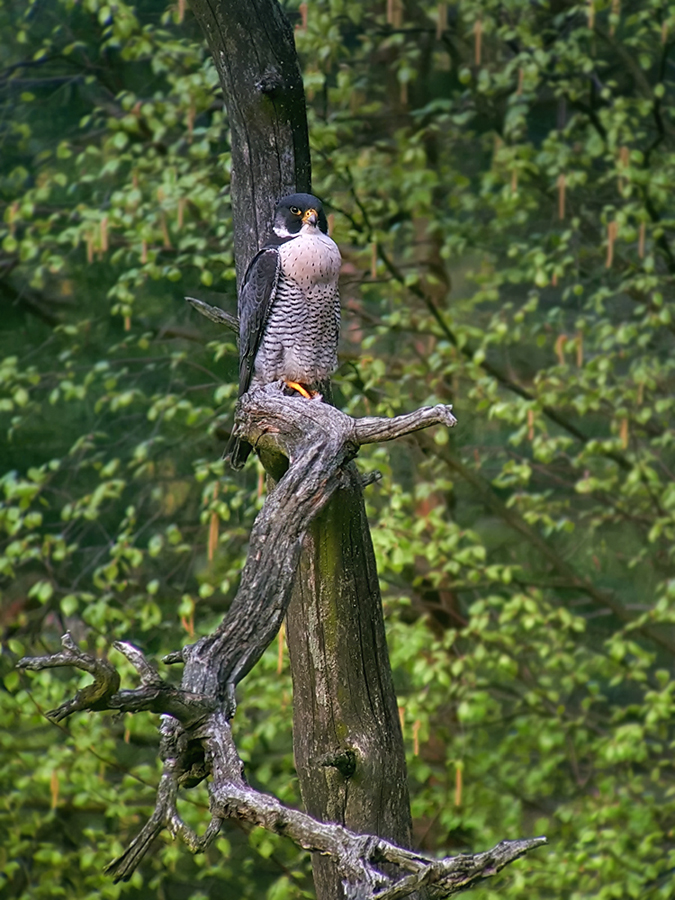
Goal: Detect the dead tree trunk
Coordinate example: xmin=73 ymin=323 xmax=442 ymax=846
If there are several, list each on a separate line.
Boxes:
xmin=19 ymin=390 xmax=545 ymax=898
xmin=187 ymin=0 xmax=311 ymax=284
xmin=17 ymin=3 xmax=547 ymax=897
xmin=187 ymin=1 xmax=412 ymax=896
xmin=286 ymin=471 xmax=412 ymax=899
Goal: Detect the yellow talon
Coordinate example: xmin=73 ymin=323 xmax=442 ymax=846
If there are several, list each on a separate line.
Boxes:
xmin=285 ymin=381 xmax=313 ymax=399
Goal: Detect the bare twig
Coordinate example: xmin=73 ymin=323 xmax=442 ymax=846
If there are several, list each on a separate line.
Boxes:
xmin=186 ymin=296 xmax=239 ymax=334
xmin=18 ymin=633 xmax=121 ymax=721
xmin=18 ymin=632 xmax=216 ymax=726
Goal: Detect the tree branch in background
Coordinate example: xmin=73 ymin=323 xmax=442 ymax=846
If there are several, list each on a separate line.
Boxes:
xmin=416 ymin=434 xmax=675 ymax=657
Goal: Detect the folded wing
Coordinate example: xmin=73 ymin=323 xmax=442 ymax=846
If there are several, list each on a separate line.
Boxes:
xmin=237 ymin=247 xmax=281 ymax=397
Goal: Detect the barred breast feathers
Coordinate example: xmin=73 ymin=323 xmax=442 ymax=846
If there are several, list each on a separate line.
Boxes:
xmin=277 ymin=230 xmax=341 ymax=288
xmin=251 ymin=229 xmax=341 ymax=387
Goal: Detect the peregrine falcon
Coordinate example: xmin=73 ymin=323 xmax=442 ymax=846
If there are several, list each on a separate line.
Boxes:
xmin=226 ymin=192 xmax=341 ymax=469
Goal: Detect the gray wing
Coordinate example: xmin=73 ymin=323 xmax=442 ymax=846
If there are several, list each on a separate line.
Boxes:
xmin=237 ymin=247 xmax=281 ymax=396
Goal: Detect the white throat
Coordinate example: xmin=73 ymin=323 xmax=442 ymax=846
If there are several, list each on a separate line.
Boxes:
xmin=273 ymin=222 xmax=323 ymax=239
xmin=273 ymin=223 xmax=294 ymax=238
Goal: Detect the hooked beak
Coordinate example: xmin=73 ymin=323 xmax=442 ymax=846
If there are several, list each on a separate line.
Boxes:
xmin=302 ymin=208 xmax=319 ymax=227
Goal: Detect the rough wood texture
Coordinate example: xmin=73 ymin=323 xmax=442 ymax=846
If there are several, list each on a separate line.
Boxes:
xmin=186 ymin=296 xmax=239 ymax=333
xmin=16 ymin=6 xmax=549 ymax=895
xmin=287 ymin=473 xmax=412 ymax=899
xmin=19 ymin=389 xmax=545 ymax=897
xmin=187 ymin=0 xmax=311 ymax=285
xmin=185 ymin=3 xmax=421 ymax=896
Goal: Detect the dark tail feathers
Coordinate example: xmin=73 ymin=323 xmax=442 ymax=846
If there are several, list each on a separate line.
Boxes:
xmin=224 ymin=434 xmax=252 ymax=469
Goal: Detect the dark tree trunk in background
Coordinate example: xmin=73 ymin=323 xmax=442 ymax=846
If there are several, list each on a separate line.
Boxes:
xmin=188 ymin=2 xmax=413 ymax=897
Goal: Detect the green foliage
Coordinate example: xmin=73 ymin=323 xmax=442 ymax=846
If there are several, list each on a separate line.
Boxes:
xmin=1 ymin=0 xmax=674 ymax=898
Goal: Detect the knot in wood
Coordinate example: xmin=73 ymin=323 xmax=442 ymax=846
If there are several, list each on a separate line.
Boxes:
xmin=256 ymin=66 xmax=284 ymax=94
xmin=320 ymin=747 xmax=357 ymax=779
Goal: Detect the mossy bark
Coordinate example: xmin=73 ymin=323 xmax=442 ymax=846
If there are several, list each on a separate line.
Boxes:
xmin=188 ymin=3 xmax=413 ymax=897
xmin=286 ymin=465 xmax=412 ymax=900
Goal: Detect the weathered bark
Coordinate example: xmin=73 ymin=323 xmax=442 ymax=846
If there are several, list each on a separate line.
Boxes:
xmin=187 ymin=3 xmax=415 ymax=897
xmin=19 ymin=391 xmax=547 ymax=897
xmin=19 ymin=638 xmax=546 ymax=900
xmin=287 ymin=476 xmax=412 ymax=899
xmin=187 ymin=0 xmax=311 ymax=285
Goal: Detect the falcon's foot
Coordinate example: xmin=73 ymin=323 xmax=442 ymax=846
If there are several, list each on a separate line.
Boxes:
xmin=285 ymin=381 xmax=316 ymax=399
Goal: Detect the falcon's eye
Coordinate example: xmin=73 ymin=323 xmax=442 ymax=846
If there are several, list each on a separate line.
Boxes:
xmin=290 ymin=206 xmax=301 ymax=215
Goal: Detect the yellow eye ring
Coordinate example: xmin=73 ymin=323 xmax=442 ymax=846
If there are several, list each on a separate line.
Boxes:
xmin=290 ymin=206 xmax=301 ymax=215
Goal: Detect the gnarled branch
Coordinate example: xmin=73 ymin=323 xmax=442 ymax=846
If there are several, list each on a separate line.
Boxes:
xmin=18 ymin=387 xmax=545 ymax=895
xmin=21 ymin=385 xmax=456 ymax=724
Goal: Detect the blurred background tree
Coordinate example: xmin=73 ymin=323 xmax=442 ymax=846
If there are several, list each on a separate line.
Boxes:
xmin=1 ymin=0 xmax=674 ymax=898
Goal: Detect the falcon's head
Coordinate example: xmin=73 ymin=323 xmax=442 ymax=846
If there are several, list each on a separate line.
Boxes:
xmin=273 ymin=193 xmax=329 ymax=237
